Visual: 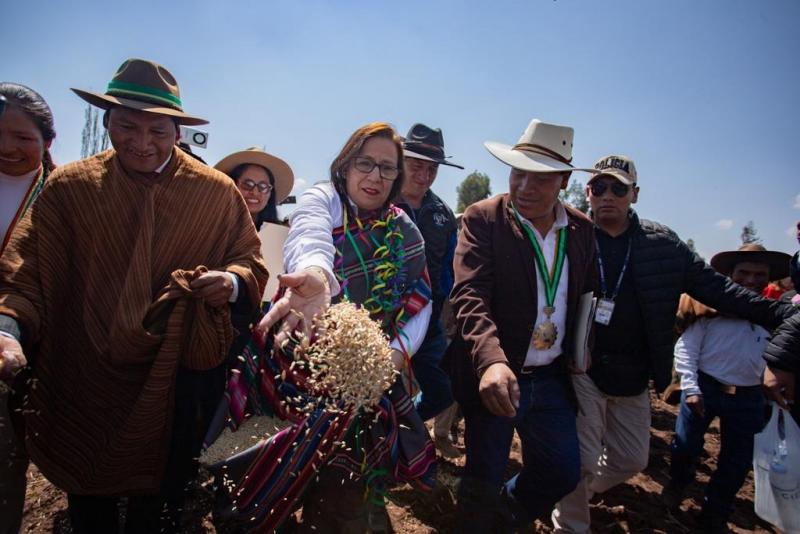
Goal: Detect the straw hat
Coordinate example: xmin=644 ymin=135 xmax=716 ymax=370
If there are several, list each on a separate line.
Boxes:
xmin=214 ymin=147 xmax=294 ymax=204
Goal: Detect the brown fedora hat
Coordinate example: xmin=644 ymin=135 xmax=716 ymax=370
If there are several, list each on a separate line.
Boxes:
xmin=214 ymin=147 xmax=295 ymax=204
xmin=71 ymin=58 xmax=208 ymax=125
xmin=710 ymin=243 xmax=791 ymax=279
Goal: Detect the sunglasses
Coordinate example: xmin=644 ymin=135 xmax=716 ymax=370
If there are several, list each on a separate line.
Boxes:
xmin=239 ymin=179 xmax=273 ymax=194
xmin=352 ymin=156 xmax=400 ymax=181
xmin=589 ymin=180 xmax=631 ymax=198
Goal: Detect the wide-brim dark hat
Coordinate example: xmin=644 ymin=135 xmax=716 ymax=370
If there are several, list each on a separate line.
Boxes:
xmin=710 ymin=243 xmax=791 ymax=279
xmin=402 ymin=123 xmax=464 ymax=169
xmin=71 ymin=58 xmax=208 ymax=126
xmin=214 ymin=147 xmax=294 ymax=204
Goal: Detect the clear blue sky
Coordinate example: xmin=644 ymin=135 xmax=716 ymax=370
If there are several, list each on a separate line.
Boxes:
xmin=5 ymin=0 xmax=799 ymax=261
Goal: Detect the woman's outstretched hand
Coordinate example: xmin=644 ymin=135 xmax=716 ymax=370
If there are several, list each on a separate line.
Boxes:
xmin=255 ymin=268 xmax=331 ymax=346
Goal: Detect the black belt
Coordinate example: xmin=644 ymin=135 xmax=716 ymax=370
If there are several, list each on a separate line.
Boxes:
xmin=698 ymin=371 xmax=761 ymax=395
xmin=520 ymin=358 xmax=561 ymax=375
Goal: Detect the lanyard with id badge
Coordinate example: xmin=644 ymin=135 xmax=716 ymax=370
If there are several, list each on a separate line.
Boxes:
xmin=594 ymin=235 xmax=631 ymax=326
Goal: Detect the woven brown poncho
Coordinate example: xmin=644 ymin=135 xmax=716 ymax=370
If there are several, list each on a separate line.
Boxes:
xmin=0 ymin=148 xmax=268 ymax=494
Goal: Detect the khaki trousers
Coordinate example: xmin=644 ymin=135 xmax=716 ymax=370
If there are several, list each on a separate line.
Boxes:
xmin=551 ymin=373 xmax=651 ymax=533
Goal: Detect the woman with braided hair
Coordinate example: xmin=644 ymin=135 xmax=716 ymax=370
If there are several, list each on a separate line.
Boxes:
xmin=0 ymin=83 xmax=56 ymax=253
xmin=0 ymin=82 xmax=56 ymax=534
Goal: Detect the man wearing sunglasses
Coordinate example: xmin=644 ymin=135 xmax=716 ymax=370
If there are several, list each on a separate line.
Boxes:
xmin=552 ymin=155 xmax=797 ymax=533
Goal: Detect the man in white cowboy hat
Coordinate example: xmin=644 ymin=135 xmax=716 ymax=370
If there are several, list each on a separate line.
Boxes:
xmin=446 ymin=119 xmax=598 ymax=531
xmin=665 ymin=244 xmax=791 ymax=531
xmin=0 ymin=58 xmax=268 ymax=533
xmin=551 ymin=155 xmax=796 ymax=533
xmin=395 ymin=123 xmax=463 ymax=456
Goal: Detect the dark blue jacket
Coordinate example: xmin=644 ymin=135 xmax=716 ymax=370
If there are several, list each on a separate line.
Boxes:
xmin=623 ymin=211 xmax=796 ymax=391
xmin=397 ymin=190 xmax=457 ymax=331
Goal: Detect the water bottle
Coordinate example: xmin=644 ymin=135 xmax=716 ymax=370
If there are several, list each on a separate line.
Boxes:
xmin=769 ymin=439 xmax=791 ymax=492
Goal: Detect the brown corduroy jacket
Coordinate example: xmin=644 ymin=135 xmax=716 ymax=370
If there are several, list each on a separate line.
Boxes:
xmin=445 ymin=195 xmax=597 ymax=408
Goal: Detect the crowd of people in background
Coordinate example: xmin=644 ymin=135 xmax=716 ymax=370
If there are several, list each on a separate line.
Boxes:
xmin=0 ymin=57 xmax=798 ymax=534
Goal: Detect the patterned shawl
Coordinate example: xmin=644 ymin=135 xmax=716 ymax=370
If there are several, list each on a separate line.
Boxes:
xmin=204 ymin=203 xmax=436 ymax=531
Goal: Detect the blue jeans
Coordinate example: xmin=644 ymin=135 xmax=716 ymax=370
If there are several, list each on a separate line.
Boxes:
xmin=670 ymin=372 xmax=765 ymax=524
xmin=412 ymin=320 xmax=454 ymax=421
xmin=457 ymin=364 xmax=580 ymax=531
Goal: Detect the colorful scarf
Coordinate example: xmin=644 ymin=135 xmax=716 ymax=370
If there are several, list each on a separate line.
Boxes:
xmin=204 ymin=203 xmax=436 ymax=532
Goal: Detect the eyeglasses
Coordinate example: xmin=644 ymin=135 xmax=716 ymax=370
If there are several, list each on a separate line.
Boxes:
xmin=589 ymin=180 xmax=631 ymax=198
xmin=352 ymin=156 xmax=400 ymax=181
xmin=239 ymin=179 xmax=273 ymax=194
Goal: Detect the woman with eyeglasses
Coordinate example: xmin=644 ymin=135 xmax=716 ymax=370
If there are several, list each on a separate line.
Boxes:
xmin=249 ymin=122 xmax=434 ymax=532
xmin=0 ymin=82 xmax=56 ymax=534
xmin=214 ymin=147 xmax=294 ymax=229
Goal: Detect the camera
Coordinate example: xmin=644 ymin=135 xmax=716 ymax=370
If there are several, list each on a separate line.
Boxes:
xmin=179 ymin=126 xmax=208 ymax=148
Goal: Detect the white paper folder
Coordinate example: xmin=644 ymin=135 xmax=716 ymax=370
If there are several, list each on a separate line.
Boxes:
xmin=572 ymin=292 xmax=597 ymax=372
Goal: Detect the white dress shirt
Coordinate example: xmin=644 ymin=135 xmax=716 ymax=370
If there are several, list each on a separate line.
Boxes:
xmin=674 ymin=316 xmax=769 ymax=396
xmin=283 ymin=182 xmax=432 ymax=356
xmin=516 ymin=203 xmax=570 ymax=367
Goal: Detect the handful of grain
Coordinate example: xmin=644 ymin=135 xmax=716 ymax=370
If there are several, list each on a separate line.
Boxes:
xmin=299 ymin=301 xmax=396 ymax=413
xmin=200 ymin=415 xmax=291 ymax=466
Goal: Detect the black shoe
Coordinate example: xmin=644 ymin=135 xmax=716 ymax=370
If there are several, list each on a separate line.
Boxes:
xmin=661 ymin=481 xmax=686 ymax=512
xmin=695 ymin=506 xmax=731 ymax=534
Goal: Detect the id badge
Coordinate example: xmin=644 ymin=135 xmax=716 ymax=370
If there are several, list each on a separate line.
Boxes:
xmin=595 ymin=298 xmax=615 ymax=325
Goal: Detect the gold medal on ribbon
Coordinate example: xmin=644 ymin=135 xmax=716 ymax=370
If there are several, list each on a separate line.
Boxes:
xmin=513 ymin=206 xmax=567 ymax=353
xmin=532 ymin=306 xmax=558 ymax=350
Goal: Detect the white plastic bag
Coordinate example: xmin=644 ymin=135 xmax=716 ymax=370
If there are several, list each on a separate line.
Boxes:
xmin=754 ymin=403 xmax=800 ymax=533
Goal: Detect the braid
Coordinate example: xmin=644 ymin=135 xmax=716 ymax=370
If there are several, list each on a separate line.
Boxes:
xmin=42 ymin=150 xmax=55 ymax=179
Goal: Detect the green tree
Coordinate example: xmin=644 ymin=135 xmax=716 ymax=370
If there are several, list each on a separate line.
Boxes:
xmin=559 ymin=180 xmax=589 ymax=214
xmin=740 ymin=220 xmax=762 ymax=245
xmin=456 ymin=171 xmax=491 ymax=213
xmin=80 ymin=104 xmax=109 ymax=158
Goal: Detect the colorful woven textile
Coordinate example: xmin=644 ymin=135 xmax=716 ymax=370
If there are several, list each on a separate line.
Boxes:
xmin=207 ymin=202 xmax=436 ymax=531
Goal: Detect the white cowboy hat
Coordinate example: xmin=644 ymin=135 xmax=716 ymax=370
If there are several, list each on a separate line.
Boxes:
xmin=484 ymin=119 xmax=596 ymax=173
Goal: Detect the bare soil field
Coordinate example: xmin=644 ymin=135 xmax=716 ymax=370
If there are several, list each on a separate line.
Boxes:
xmin=22 ymin=394 xmax=777 ymax=533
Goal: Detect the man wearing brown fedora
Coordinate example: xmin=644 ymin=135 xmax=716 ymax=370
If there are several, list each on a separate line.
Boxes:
xmin=396 ymin=123 xmax=462 ymax=456
xmin=0 ymin=58 xmax=267 ymax=533
xmin=666 ymin=244 xmax=791 ymax=531
xmin=446 ymin=119 xmax=598 ymax=531
xmin=552 ymin=155 xmax=796 ymax=533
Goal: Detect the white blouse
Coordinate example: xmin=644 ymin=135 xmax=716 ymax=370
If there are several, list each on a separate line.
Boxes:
xmin=1 ymin=167 xmax=40 ymax=245
xmin=283 ymin=182 xmax=432 ymax=356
